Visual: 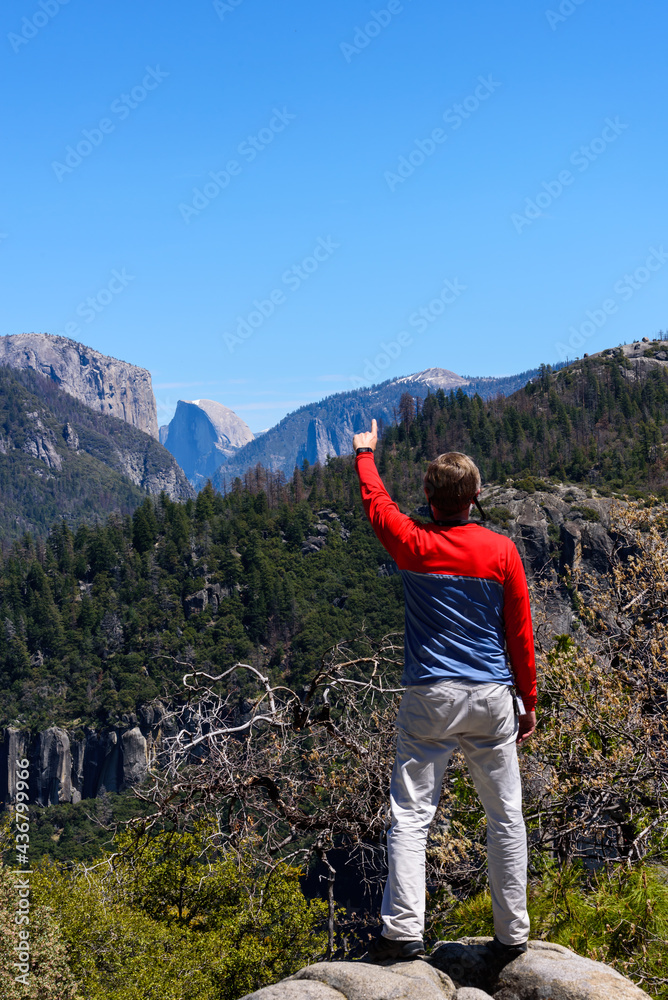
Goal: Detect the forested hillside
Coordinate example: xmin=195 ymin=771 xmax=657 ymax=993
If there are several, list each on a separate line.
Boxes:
xmin=0 ymin=467 xmax=403 ymax=729
xmin=0 ymin=366 xmax=193 ymax=543
xmin=383 ymin=349 xmax=668 ymax=494
xmin=5 ymin=346 xmax=668 ymax=997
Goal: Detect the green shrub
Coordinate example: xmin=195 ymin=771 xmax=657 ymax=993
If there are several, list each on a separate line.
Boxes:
xmin=430 ymin=862 xmax=668 ymax=999
xmin=486 ymin=507 xmax=512 ymax=528
xmin=570 ymin=505 xmax=601 ymax=522
xmin=2 ymin=824 xmax=328 ymax=1000
xmin=513 ymin=477 xmax=536 ymax=494
xmin=0 ymin=856 xmax=80 ymax=1000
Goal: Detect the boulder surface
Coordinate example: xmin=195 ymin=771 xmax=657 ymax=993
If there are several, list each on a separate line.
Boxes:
xmin=498 ymin=940 xmax=650 ymax=1000
xmin=237 ymin=939 xmax=650 ymax=1000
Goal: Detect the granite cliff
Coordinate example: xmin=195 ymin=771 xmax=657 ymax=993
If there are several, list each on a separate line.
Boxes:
xmin=162 ymin=398 xmax=254 ymax=487
xmin=0 ymin=702 xmax=171 ymax=807
xmin=0 ymin=333 xmax=159 ymax=439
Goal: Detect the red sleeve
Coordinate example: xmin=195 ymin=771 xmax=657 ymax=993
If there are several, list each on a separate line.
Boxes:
xmin=503 ymin=542 xmax=537 ymax=712
xmin=354 ymin=452 xmax=418 ymax=565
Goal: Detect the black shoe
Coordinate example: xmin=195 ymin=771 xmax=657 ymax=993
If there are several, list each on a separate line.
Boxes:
xmin=487 ymin=936 xmax=528 ymax=964
xmin=366 ymin=934 xmax=426 ymax=962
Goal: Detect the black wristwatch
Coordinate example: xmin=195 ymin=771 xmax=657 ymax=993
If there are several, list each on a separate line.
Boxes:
xmin=355 ymin=447 xmax=374 ymax=456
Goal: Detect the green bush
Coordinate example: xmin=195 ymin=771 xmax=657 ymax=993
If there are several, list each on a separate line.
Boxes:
xmin=430 ymin=861 xmax=668 ymax=999
xmin=570 ymin=505 xmax=601 ymax=522
xmin=1 ymin=823 xmax=328 ymax=1000
xmin=0 ymin=857 xmax=80 ymax=1000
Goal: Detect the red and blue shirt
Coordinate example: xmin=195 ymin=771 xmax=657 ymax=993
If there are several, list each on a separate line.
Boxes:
xmin=356 ymin=452 xmax=537 ymax=711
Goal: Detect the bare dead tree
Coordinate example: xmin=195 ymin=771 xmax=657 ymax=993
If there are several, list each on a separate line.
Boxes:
xmin=131 ymin=632 xmax=407 ymax=955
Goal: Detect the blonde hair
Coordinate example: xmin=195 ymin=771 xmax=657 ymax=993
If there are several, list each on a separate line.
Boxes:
xmin=424 ymin=452 xmax=481 ymax=512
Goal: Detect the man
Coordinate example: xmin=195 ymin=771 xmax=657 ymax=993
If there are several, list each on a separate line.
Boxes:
xmin=352 ymin=419 xmax=537 ymax=963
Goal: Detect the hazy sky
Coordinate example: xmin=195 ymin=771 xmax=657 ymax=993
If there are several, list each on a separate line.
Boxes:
xmin=1 ymin=0 xmax=667 ymax=432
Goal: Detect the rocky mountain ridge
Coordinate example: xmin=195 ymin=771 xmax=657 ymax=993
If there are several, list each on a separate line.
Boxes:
xmin=212 ymin=363 xmax=564 ymax=486
xmin=0 ymin=333 xmax=159 ymax=439
xmin=161 ymin=398 xmax=254 ymax=487
xmin=209 ymin=339 xmax=660 ymax=489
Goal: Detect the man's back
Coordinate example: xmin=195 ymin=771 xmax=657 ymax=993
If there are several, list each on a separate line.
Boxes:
xmin=356 ymin=450 xmax=536 ymax=709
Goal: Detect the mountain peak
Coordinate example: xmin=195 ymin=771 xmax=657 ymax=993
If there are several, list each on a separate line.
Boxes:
xmin=394 ymin=367 xmax=471 ymax=390
xmin=163 ymin=399 xmax=254 ymax=486
xmin=181 ymin=399 xmax=254 ymax=450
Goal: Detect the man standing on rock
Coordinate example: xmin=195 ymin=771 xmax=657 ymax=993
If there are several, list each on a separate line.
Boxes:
xmin=353 ymin=420 xmax=537 ymax=963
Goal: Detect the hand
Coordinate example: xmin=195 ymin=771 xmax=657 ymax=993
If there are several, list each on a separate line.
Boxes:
xmin=353 ymin=418 xmax=378 ymax=453
xmin=517 ymin=711 xmax=536 ymax=745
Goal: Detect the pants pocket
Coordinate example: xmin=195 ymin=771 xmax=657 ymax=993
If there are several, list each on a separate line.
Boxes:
xmin=484 ymin=685 xmax=515 ymax=734
xmin=396 ymin=685 xmax=457 ymax=739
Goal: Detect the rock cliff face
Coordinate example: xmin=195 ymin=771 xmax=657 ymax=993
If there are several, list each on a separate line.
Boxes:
xmin=299 ymin=417 xmax=339 ymax=466
xmin=0 ymin=705 xmax=172 ymax=807
xmin=0 ymin=333 xmax=159 ymax=439
xmin=240 ymin=941 xmax=650 ymax=1000
xmin=0 ymin=364 xmax=193 ymax=538
xmin=481 ymin=482 xmax=615 ymax=600
xmin=114 ymin=447 xmax=194 ymax=501
xmin=163 ymin=399 xmax=254 ymax=487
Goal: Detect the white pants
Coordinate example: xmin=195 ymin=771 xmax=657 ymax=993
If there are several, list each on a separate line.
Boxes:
xmin=381 ymin=678 xmax=530 ymax=946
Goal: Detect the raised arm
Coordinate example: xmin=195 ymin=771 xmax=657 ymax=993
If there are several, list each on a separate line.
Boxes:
xmin=353 ymin=420 xmax=418 ymax=564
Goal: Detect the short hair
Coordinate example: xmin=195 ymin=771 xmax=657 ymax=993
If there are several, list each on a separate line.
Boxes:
xmin=424 ymin=452 xmax=481 ymax=512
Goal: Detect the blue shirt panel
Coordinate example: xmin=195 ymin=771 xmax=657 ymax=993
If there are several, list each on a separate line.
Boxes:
xmin=400 ymin=569 xmax=514 ymax=687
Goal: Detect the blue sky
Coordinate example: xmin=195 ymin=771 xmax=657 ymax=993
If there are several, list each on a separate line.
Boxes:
xmin=1 ymin=0 xmax=667 ymax=433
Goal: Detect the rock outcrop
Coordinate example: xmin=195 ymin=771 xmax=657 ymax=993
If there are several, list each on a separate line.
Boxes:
xmin=113 ymin=446 xmax=195 ymax=501
xmin=476 ymin=482 xmax=618 ymax=643
xmin=496 ymin=940 xmax=648 ymax=999
xmin=0 ymin=333 xmax=159 ymax=439
xmin=21 ymin=411 xmax=63 ymax=470
xmin=288 ymin=960 xmax=455 ymax=1000
xmin=0 ymin=707 xmax=173 ymax=807
xmin=35 ymin=727 xmax=73 ymax=806
xmin=240 ymin=940 xmax=650 ymax=1000
xmin=163 ymin=399 xmax=254 ymax=487
xmin=300 ymin=508 xmax=351 ymax=556
xmin=298 ymin=418 xmax=339 ymax=467
xmin=183 ymin=581 xmax=234 ymax=616
xmin=0 ymin=363 xmax=194 ymax=535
